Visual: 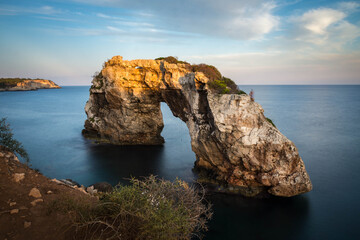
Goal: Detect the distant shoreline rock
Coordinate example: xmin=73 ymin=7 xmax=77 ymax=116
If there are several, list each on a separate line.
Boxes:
xmin=0 ymin=78 xmax=61 ymax=91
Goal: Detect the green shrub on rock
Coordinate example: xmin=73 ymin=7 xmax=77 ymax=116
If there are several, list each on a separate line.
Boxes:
xmin=266 ymin=117 xmax=276 ymax=128
xmin=208 ymin=77 xmax=246 ymax=95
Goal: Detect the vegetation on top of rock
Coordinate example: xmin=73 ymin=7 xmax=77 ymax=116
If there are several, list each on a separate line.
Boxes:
xmin=0 ymin=118 xmax=30 ymax=164
xmin=0 ymin=78 xmax=56 ymax=89
xmin=155 ymin=56 xmax=190 ymax=65
xmin=266 ymin=117 xmax=276 ymax=128
xmin=0 ymin=78 xmax=38 ymax=88
xmin=155 ymin=57 xmax=246 ymax=95
xmin=0 ymin=77 xmax=40 ymax=82
xmin=208 ymin=77 xmax=246 ymax=95
xmin=49 ymin=175 xmax=212 ymax=240
xmin=0 ymin=78 xmax=46 ymax=83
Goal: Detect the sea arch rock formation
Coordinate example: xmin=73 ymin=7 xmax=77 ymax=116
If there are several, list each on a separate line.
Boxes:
xmin=83 ymin=56 xmax=312 ymax=197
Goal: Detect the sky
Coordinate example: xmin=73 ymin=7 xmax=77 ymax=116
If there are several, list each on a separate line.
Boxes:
xmin=0 ymin=0 xmax=359 ymax=85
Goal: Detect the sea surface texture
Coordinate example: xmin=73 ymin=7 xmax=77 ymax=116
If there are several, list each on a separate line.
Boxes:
xmin=1 ymin=85 xmax=359 ymax=240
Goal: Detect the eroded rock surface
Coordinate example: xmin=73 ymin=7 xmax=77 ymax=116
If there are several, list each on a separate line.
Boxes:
xmin=83 ymin=56 xmax=312 ymax=197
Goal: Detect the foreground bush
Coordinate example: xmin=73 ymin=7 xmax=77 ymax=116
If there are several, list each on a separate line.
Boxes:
xmin=0 ymin=118 xmax=29 ymax=163
xmin=51 ymin=176 xmax=213 ymax=240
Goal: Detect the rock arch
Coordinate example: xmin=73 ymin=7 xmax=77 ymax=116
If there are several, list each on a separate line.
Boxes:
xmin=83 ymin=56 xmax=312 ymax=197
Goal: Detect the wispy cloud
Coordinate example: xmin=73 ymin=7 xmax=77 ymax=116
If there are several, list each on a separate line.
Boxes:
xmin=0 ymin=5 xmax=62 ymax=15
xmin=0 ymin=8 xmax=17 ymax=15
xmin=96 ymin=13 xmax=118 ymax=19
xmin=36 ymin=16 xmax=77 ymax=22
xmin=337 ymin=1 xmax=360 ymax=14
xmin=72 ymin=0 xmax=280 ymax=40
xmin=225 ymin=2 xmax=279 ymax=40
xmin=106 ymin=26 xmax=124 ymax=33
xmin=114 ymin=20 xmax=153 ymax=28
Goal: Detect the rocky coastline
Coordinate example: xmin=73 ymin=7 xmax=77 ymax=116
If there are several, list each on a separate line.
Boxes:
xmin=0 ymin=146 xmax=207 ymax=239
xmin=0 ymin=78 xmax=61 ymax=91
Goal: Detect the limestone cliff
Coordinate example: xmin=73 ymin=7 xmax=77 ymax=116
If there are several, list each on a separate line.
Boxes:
xmin=0 ymin=78 xmax=61 ymax=91
xmin=83 ymin=56 xmax=312 ymax=197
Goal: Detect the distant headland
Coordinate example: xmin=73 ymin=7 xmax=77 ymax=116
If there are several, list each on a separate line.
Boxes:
xmin=0 ymin=78 xmax=61 ymax=91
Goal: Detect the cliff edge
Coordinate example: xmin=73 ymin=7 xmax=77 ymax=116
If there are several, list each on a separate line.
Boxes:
xmin=83 ymin=56 xmax=312 ymax=197
xmin=0 ymin=78 xmax=61 ymax=91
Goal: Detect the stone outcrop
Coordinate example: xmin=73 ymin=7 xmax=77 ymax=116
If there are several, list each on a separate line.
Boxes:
xmin=83 ymin=56 xmax=312 ymax=197
xmin=0 ymin=79 xmax=61 ymax=91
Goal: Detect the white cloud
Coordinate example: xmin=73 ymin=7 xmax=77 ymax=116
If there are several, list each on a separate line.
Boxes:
xmin=96 ymin=13 xmax=114 ymax=19
xmin=106 ymin=26 xmax=124 ymax=32
xmin=299 ymin=9 xmax=345 ymax=35
xmin=0 ymin=8 xmax=17 ymax=15
xmin=36 ymin=16 xmax=77 ymax=22
xmin=289 ymin=6 xmax=360 ymax=47
xmin=226 ymin=2 xmax=279 ymax=39
xmin=40 ymin=6 xmax=57 ymax=14
xmin=96 ymin=13 xmax=126 ymax=20
xmin=114 ymin=20 xmax=153 ymax=28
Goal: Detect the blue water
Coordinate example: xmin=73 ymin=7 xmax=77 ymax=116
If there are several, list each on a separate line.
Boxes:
xmin=1 ymin=85 xmax=360 ymax=239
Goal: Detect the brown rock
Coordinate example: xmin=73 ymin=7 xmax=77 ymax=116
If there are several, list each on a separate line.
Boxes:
xmin=24 ymin=221 xmax=31 ymax=228
xmin=13 ymin=173 xmax=25 ymax=183
xmin=30 ymin=199 xmax=43 ymax=206
xmin=28 ymin=188 xmax=42 ymax=198
xmin=10 ymin=209 xmax=19 ymax=214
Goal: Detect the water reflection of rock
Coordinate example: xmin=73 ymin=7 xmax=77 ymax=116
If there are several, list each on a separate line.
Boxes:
xmin=206 ymin=193 xmax=310 ymax=240
xmin=85 ymin=142 xmax=165 ymax=186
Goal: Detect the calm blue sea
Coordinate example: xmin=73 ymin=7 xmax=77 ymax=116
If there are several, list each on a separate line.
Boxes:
xmin=1 ymin=85 xmax=360 ymax=240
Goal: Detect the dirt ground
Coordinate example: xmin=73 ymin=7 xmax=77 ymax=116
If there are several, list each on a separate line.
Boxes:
xmin=0 ymin=146 xmax=97 ymax=240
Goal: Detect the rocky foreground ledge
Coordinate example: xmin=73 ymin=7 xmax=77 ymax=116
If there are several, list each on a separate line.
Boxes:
xmin=0 ymin=146 xmax=99 ymax=240
xmin=83 ymin=56 xmax=312 ymax=197
xmin=0 ymin=78 xmax=61 ymax=91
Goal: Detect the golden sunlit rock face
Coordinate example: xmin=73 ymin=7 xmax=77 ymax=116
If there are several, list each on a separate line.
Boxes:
xmin=83 ymin=56 xmax=312 ymax=197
